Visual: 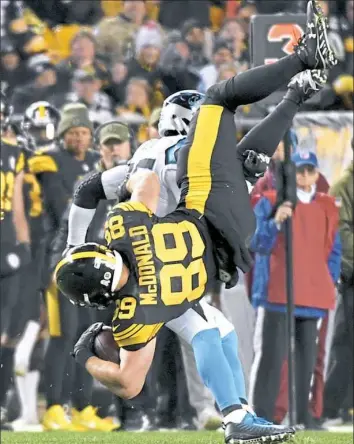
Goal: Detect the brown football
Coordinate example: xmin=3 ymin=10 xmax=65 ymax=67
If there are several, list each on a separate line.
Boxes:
xmin=93 ymin=329 xmax=120 ymax=363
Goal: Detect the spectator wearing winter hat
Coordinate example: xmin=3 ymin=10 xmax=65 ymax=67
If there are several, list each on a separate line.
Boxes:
xmin=50 ymin=68 xmax=114 ymax=128
xmin=95 ymin=0 xmax=164 ymax=62
xmin=198 ymin=40 xmax=234 ymax=92
xmin=125 ymin=23 xmax=166 ymax=107
xmin=11 ymin=55 xmax=60 ymax=115
xmin=249 ymin=151 xmax=341 ymax=429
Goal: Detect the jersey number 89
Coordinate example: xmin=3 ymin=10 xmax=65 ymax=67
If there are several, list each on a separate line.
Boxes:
xmin=105 ymin=217 xmax=207 ymax=307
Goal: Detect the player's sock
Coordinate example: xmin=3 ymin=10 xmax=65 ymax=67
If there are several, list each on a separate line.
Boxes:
xmin=0 ymin=347 xmax=14 ymax=407
xmin=221 ymin=331 xmax=247 ymax=400
xmin=192 ymin=328 xmax=240 ymax=411
xmin=14 ymin=320 xmax=40 ymax=376
xmin=25 ymin=371 xmax=40 ymax=423
xmin=237 ymin=98 xmax=300 ymax=158
xmin=15 ymin=375 xmax=27 ymax=419
xmin=44 ymin=337 xmax=71 ymax=408
xmin=226 ymin=53 xmax=305 ymax=106
xmin=71 ymin=362 xmax=93 ymax=411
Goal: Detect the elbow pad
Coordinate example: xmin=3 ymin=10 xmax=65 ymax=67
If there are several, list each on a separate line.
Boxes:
xmin=73 ymin=172 xmax=106 ymax=209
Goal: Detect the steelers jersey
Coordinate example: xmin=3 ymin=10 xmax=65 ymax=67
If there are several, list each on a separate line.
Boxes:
xmin=22 ymin=146 xmax=45 ymax=235
xmin=107 ymin=202 xmax=217 ymax=351
xmin=0 ymin=137 xmax=25 ymax=244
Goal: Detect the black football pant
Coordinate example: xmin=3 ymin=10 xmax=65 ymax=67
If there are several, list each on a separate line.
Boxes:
xmin=323 ymin=283 xmax=353 ymax=418
xmin=250 ymin=309 xmax=323 ymax=425
xmin=44 ymin=287 xmax=95 ymax=411
xmin=177 ymin=54 xmax=304 ymax=275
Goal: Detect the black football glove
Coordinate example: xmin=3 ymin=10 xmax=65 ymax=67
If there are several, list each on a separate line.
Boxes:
xmin=243 ymin=150 xmax=270 ymax=185
xmin=72 ymin=322 xmax=104 ymax=367
xmin=117 ymin=176 xmax=132 ymax=202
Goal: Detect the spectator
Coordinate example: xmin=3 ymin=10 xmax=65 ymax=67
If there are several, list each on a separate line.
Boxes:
xmin=116 ymin=77 xmax=152 ymax=145
xmin=181 ymin=19 xmax=209 ymax=70
xmin=95 ymin=0 xmax=163 ymax=62
xmin=126 ymin=23 xmax=165 ymax=107
xmin=147 ymin=107 xmax=161 ymax=139
xmin=217 ymin=62 xmax=239 ymax=82
xmin=11 ymin=56 xmax=59 ymax=115
xmin=323 ymin=152 xmax=353 ymax=425
xmin=105 ymin=59 xmax=129 ymax=106
xmin=0 ymin=39 xmax=31 ymax=98
xmin=51 ymin=69 xmax=114 ymax=128
xmin=198 ymin=40 xmax=234 ymax=92
xmin=218 ymin=18 xmax=249 ymax=67
xmin=56 ymin=30 xmax=110 ymax=92
xmin=158 ymin=34 xmax=201 ymax=93
xmin=249 ymin=151 xmax=341 ymax=428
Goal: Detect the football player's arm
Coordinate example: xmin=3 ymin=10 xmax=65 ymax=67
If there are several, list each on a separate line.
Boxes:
xmin=85 ymin=338 xmax=156 ymax=399
xmin=12 ymin=169 xmax=30 ymax=244
xmin=126 ymin=171 xmax=160 ymax=214
xmin=68 ymin=165 xmax=129 ymax=246
xmin=39 ymin=173 xmax=69 ymax=230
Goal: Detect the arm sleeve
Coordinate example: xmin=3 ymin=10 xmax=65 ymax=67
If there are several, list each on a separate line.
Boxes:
xmin=101 ymin=164 xmax=129 ymax=200
xmin=249 ymin=197 xmax=280 ymax=254
xmin=327 ymin=231 xmax=342 ymax=284
xmin=39 ymin=172 xmax=69 ymax=231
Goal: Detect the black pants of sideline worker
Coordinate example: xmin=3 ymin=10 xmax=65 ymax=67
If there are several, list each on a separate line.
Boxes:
xmin=250 ymin=309 xmax=323 ymax=426
xmin=323 ymin=282 xmax=353 ymax=419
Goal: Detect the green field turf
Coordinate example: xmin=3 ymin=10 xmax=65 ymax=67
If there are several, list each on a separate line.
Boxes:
xmin=1 ymin=431 xmax=352 ymax=444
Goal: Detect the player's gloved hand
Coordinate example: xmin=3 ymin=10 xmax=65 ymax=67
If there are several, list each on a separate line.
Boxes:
xmin=243 ymin=150 xmax=270 ymax=184
xmin=72 ymin=322 xmax=104 ymax=367
xmin=117 ymin=176 xmax=132 ymax=202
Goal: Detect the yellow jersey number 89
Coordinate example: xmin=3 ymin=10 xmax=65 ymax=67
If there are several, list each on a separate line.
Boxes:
xmin=105 ymin=214 xmax=208 ymax=308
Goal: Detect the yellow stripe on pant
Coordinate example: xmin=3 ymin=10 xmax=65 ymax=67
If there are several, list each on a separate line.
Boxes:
xmin=185 ymin=105 xmax=223 ymax=214
xmin=46 ymin=280 xmax=61 ymax=337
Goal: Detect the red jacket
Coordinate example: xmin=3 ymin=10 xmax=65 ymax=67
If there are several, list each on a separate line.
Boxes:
xmin=246 ymin=168 xmax=330 ymax=298
xmin=261 ymin=190 xmax=339 ymax=310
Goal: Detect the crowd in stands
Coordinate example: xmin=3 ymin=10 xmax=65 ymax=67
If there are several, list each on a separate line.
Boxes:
xmin=0 ymin=0 xmax=352 ymax=435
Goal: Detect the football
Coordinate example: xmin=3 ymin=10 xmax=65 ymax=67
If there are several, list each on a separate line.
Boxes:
xmin=93 ymin=329 xmax=120 ymax=363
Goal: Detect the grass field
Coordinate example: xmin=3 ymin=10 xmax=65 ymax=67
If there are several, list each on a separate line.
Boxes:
xmin=1 ymin=431 xmax=352 ymax=444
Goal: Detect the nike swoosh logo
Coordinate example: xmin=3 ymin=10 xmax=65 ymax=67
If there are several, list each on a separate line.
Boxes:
xmin=112 ymin=325 xmax=120 ymax=332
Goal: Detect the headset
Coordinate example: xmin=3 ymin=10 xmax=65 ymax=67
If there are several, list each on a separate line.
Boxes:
xmin=94 ymin=120 xmax=138 ymax=156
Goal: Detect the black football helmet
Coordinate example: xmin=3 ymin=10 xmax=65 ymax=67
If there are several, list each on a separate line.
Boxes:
xmin=22 ymin=101 xmax=60 ymax=149
xmin=55 ymin=243 xmax=123 ymax=310
xmin=0 ymin=91 xmax=13 ymax=131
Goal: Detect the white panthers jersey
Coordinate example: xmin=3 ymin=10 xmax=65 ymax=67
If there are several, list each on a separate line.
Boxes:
xmin=129 ymin=135 xmax=185 ymax=216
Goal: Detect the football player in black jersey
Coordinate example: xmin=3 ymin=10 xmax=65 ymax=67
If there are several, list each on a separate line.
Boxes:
xmin=0 ymin=91 xmax=30 ymax=430
xmin=56 ymin=3 xmax=337 ymax=443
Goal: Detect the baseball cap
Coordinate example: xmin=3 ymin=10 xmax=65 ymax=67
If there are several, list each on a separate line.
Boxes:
xmin=291 ymin=151 xmax=318 ymax=168
xmin=99 ymin=122 xmax=130 ymax=145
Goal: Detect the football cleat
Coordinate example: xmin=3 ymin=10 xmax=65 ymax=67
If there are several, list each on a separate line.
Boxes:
xmin=71 ymin=406 xmax=120 ymax=432
xmin=295 ymin=0 xmax=337 ymax=69
xmin=42 ymin=405 xmax=85 ymax=431
xmin=224 ymin=412 xmax=295 ymax=444
xmin=286 ymin=69 xmax=327 ymax=104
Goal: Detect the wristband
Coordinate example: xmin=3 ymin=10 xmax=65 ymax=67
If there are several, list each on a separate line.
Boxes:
xmin=74 ymin=348 xmax=95 ymax=368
